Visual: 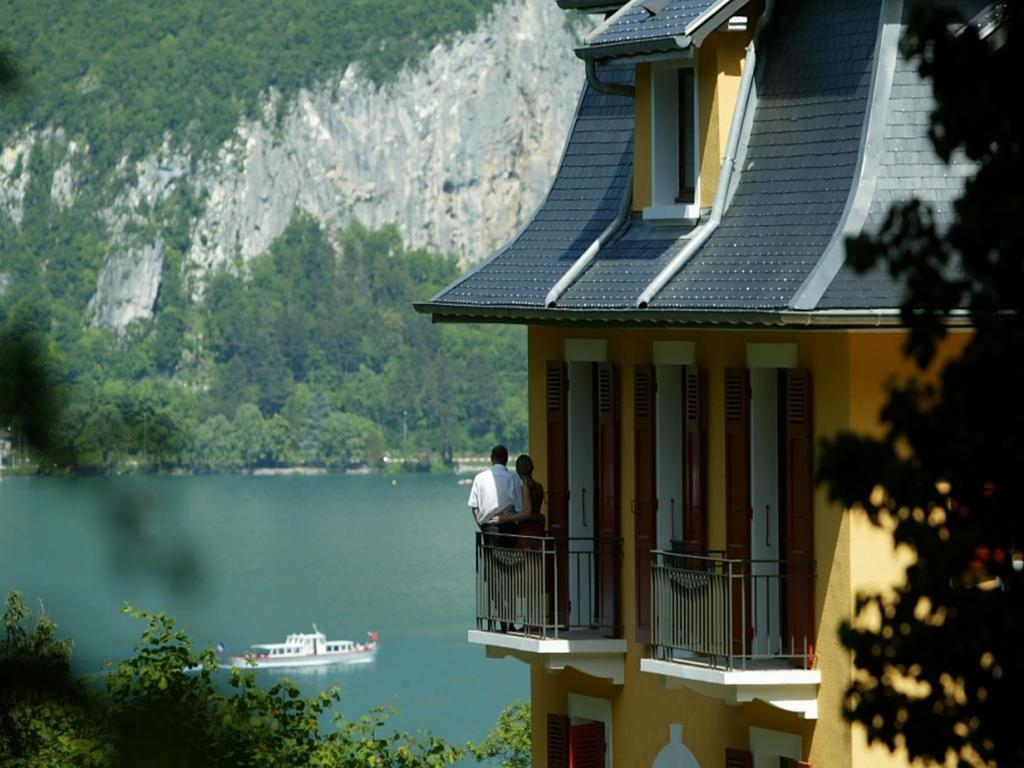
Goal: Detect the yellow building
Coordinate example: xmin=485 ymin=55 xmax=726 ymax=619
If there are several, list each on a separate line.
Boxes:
xmin=417 ymin=0 xmax=981 ymax=765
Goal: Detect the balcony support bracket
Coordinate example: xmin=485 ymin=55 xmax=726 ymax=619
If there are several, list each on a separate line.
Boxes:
xmin=640 ymin=658 xmax=821 ymax=719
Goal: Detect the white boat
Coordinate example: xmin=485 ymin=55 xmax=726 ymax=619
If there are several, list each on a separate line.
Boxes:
xmin=227 ymin=625 xmax=378 ymax=669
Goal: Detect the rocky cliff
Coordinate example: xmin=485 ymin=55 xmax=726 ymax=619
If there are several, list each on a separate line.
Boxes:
xmin=0 ymin=0 xmax=588 ymax=330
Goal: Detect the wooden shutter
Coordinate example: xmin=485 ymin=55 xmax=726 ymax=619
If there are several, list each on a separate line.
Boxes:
xmin=596 ymin=362 xmax=619 ymax=638
xmin=634 ymin=365 xmax=657 ymax=643
xmin=783 ymin=369 xmax=815 ymax=667
xmin=724 ymin=368 xmax=752 ymax=655
xmin=724 ymin=368 xmax=751 ymax=561
xmin=547 ymin=713 xmax=570 ymax=768
xmin=725 ymin=748 xmax=753 ymax=768
xmin=546 ymin=361 xmax=570 ymax=626
xmin=681 ymin=365 xmax=707 ymax=553
xmin=569 ymin=722 xmax=606 ymax=768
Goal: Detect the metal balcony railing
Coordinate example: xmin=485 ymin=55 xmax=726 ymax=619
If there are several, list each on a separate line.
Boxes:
xmin=650 ymin=551 xmax=816 ymax=670
xmin=474 ymin=532 xmax=623 ymax=640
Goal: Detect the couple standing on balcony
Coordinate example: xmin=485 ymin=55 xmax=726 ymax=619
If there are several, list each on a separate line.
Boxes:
xmin=468 ymin=445 xmax=546 ymax=544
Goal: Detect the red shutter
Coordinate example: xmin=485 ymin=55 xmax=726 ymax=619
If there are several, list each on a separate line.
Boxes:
xmin=596 ymin=362 xmax=619 ymax=638
xmin=548 ymin=713 xmax=570 ymax=768
xmin=681 ymin=365 xmax=707 ymax=553
xmin=784 ymin=369 xmax=815 ymax=668
xmin=724 ymin=368 xmax=752 ymax=655
xmin=634 ymin=365 xmax=657 ymax=643
xmin=725 ymin=748 xmax=753 ymax=768
xmin=546 ymin=362 xmax=570 ymax=626
xmin=569 ymin=722 xmax=606 ymax=768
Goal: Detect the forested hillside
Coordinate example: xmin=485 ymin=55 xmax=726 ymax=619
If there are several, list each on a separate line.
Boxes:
xmin=0 ymin=0 xmax=501 ymax=163
xmin=0 ymin=0 xmax=554 ymax=472
xmin=1 ymin=214 xmax=526 ymax=472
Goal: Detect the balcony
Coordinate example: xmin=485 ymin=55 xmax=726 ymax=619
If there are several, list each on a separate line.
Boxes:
xmin=640 ymin=551 xmax=821 ymax=718
xmin=468 ymin=533 xmax=627 ymax=684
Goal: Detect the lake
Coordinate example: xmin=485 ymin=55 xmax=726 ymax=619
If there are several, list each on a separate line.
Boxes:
xmin=0 ymin=474 xmax=527 ymax=749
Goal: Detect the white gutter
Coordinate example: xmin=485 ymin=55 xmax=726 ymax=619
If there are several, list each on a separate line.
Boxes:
xmin=545 ymin=173 xmax=633 ymax=307
xmin=636 ymin=0 xmax=773 ymax=309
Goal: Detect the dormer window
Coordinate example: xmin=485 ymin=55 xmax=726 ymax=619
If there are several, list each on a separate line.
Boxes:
xmin=647 ymin=62 xmax=700 ymax=221
xmin=677 ymin=69 xmax=696 ymax=202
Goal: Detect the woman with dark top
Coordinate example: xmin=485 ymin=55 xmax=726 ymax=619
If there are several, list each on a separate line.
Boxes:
xmin=495 ymin=454 xmax=545 ymax=537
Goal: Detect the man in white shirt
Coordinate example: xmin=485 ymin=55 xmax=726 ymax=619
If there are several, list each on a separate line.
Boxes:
xmin=468 ymin=445 xmax=523 ymax=633
xmin=468 ymin=444 xmax=523 ymax=530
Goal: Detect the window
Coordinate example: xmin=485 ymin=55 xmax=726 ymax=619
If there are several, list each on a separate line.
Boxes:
xmin=555 ymin=694 xmax=611 ymax=768
xmin=647 ymin=61 xmax=700 ymax=220
xmin=723 ymin=346 xmax=816 ymax=667
xmin=546 ymin=340 xmax=621 ymax=638
xmin=678 ymin=69 xmax=696 ymax=201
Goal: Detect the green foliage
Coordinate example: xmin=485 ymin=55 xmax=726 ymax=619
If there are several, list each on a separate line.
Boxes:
xmin=1 ymin=592 xmax=110 ymax=767
xmin=0 ymin=0 xmax=501 ymax=166
xmin=470 ymin=701 xmax=531 ymax=768
xmin=0 ymin=217 xmax=526 ymax=474
xmin=1 ymin=592 xmax=481 ymax=767
xmin=819 ymin=5 xmax=1022 ymax=766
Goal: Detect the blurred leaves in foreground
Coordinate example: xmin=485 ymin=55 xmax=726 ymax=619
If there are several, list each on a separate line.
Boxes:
xmin=1 ymin=592 xmax=531 ymax=767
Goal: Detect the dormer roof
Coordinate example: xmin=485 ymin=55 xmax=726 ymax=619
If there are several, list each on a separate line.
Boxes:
xmin=578 ymin=0 xmax=751 ymax=60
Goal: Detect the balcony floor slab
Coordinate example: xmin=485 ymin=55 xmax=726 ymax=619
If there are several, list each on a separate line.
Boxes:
xmin=640 ymin=657 xmax=821 ymax=719
xmin=468 ymin=630 xmax=627 ymax=684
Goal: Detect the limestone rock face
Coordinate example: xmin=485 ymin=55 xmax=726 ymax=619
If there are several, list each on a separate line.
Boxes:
xmin=0 ymin=0 xmax=587 ymax=330
xmin=185 ymin=0 xmax=584 ymax=275
xmin=88 ymin=241 xmax=165 ymax=331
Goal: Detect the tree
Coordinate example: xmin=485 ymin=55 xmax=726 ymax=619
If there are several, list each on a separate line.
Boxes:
xmin=318 ymin=411 xmax=379 ymax=468
xmin=191 ymin=414 xmax=240 ymax=473
xmin=817 ymin=4 xmax=1022 ymax=766
xmin=470 ymin=701 xmax=531 ymax=768
xmin=233 ymin=403 xmax=269 ymax=467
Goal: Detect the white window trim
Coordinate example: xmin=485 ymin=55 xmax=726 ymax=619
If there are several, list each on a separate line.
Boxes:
xmin=568 ymin=693 xmax=613 ymax=768
xmin=565 ymin=339 xmax=608 ymax=362
xmin=746 ymin=343 xmax=798 ymax=370
xmin=651 ymin=341 xmax=696 ymax=366
xmin=645 ymin=59 xmax=701 ymax=222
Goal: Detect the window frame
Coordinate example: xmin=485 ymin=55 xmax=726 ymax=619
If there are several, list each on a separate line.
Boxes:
xmin=646 ymin=58 xmax=701 ymax=222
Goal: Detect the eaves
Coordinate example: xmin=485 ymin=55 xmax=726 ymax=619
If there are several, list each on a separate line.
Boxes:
xmin=414 ymin=302 xmax=972 ymax=330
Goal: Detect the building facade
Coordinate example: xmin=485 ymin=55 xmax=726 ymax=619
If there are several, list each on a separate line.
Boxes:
xmin=417 ymin=0 xmax=984 ymax=765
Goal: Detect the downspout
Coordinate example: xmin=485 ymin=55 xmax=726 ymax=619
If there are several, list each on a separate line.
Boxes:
xmin=636 ymin=0 xmax=774 ymax=308
xmin=585 ymin=58 xmax=636 ymax=98
xmin=545 ymin=177 xmax=633 ymax=307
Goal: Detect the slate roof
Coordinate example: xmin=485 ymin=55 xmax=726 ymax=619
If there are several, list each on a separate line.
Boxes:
xmin=557 ymin=217 xmax=696 ymax=307
xmin=423 ymin=65 xmax=634 ymax=310
xmin=583 ymin=0 xmax=721 ymax=56
xmin=816 ymin=17 xmax=974 ymax=309
xmin=649 ymin=0 xmax=881 ymax=310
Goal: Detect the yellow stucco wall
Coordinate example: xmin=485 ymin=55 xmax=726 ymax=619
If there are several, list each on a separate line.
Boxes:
xmin=523 ymin=325 xmax=969 ymax=768
xmin=633 ymin=63 xmax=652 ymax=211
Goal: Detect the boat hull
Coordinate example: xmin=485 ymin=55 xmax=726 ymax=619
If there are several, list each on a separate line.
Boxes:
xmin=227 ymin=647 xmax=377 ymax=669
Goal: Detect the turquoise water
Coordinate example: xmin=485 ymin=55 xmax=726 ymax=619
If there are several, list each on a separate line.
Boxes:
xmin=0 ymin=474 xmax=526 ymax=747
